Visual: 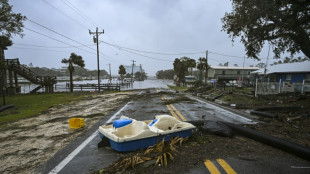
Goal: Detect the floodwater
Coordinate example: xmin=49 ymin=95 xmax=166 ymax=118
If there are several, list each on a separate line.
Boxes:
xmin=19 ymin=79 xmax=173 ymax=93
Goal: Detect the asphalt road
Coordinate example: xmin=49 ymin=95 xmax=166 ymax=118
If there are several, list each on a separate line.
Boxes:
xmin=39 ymin=88 xmax=310 ymax=174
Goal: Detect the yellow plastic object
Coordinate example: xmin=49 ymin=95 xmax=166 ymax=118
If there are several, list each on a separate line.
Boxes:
xmin=69 ymin=118 xmax=85 ymax=129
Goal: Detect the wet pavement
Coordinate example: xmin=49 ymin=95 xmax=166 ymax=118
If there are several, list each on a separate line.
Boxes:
xmin=40 ymin=87 xmax=310 ymax=174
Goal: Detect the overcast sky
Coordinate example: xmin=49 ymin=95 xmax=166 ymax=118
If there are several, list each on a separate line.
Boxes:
xmin=5 ymin=0 xmax=304 ymax=76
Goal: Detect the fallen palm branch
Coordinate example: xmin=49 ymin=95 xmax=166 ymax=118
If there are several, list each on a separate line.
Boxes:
xmin=98 ymin=137 xmax=188 ymax=173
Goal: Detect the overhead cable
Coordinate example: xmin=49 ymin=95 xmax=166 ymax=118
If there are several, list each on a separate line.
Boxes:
xmin=101 ymin=40 xmax=205 ymax=55
xmin=42 ymin=0 xmax=89 ymax=30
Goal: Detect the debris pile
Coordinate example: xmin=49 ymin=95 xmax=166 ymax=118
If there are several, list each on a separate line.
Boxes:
xmin=95 ymin=137 xmax=188 ymax=174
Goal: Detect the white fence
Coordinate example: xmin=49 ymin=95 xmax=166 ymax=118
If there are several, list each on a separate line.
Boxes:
xmin=256 ymin=80 xmax=310 ymax=96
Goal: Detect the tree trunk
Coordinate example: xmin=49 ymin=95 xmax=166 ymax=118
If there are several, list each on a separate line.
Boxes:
xmin=296 ymin=27 xmax=310 ymax=58
xmin=1 ymin=48 xmax=6 ymax=105
xmin=69 ymin=70 xmax=73 ymax=92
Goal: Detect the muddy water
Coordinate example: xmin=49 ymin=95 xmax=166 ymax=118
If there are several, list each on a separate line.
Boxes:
xmin=0 ymin=92 xmax=133 ymax=174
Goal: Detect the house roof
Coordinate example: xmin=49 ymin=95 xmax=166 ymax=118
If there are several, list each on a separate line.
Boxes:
xmin=210 ymin=66 xmax=260 ymax=70
xmin=251 ymin=61 xmax=310 ymax=74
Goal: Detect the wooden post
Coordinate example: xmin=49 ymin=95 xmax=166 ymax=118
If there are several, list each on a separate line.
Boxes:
xmin=255 ymin=78 xmax=258 ymax=97
xmin=278 ymin=79 xmax=282 ymax=93
xmin=8 ymin=70 xmax=13 ymax=87
xmin=301 ymin=80 xmax=305 ymax=94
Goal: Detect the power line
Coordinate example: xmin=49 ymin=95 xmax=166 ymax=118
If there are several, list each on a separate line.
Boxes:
xmin=14 ymin=43 xmax=95 ymax=48
xmin=101 ymin=40 xmax=205 ymax=55
xmin=27 ymin=19 xmax=96 ymax=52
xmin=118 ymin=47 xmax=174 ymax=62
xmin=10 ymin=46 xmax=85 ymax=53
xmin=41 ymin=0 xmax=89 ymax=30
xmin=62 ymin=0 xmax=101 ymax=28
xmin=209 ymin=51 xmax=244 ymax=59
xmin=26 ymin=19 xmax=121 ymax=64
xmin=101 ymin=40 xmax=271 ymax=60
xmin=61 ymin=0 xmax=97 ymax=27
xmin=24 ymin=27 xmax=95 ymax=54
xmin=61 ymin=0 xmax=125 ymax=51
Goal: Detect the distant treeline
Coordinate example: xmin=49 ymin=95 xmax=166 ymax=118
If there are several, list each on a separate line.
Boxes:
xmin=156 ymin=69 xmax=175 ymax=79
xmin=156 ymin=69 xmax=200 ymax=80
xmin=26 ymin=65 xmax=108 ymax=77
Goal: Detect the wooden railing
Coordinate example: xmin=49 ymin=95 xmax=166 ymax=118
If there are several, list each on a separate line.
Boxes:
xmin=5 ymin=58 xmax=56 ymax=85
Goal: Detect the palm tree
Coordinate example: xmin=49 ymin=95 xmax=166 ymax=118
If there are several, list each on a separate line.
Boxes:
xmin=61 ymin=53 xmax=85 ymax=92
xmin=118 ymin=65 xmax=126 ymax=83
xmin=197 ymin=57 xmax=206 ymax=81
xmin=187 ymin=58 xmax=196 ymax=76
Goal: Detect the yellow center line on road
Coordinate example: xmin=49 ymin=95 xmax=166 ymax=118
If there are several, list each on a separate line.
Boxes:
xmin=217 ymin=159 xmax=237 ymax=174
xmin=160 ymin=96 xmax=185 ymax=121
xmin=166 ymin=104 xmax=181 ymax=121
xmin=169 ymin=104 xmax=187 ymax=121
xmin=204 ymin=160 xmax=221 ymax=174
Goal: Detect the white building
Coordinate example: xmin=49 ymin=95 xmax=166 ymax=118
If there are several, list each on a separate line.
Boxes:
xmin=123 ymin=65 xmax=145 ymax=75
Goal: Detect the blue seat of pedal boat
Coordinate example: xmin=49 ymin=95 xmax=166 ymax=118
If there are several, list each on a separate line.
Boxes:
xmin=113 ymin=119 xmax=132 ymax=128
xmin=149 ymin=119 xmax=158 ymax=126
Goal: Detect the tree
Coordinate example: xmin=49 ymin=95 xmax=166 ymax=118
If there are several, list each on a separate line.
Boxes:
xmin=61 ymin=53 xmax=85 ymax=92
xmin=256 ymin=63 xmax=266 ymax=68
xmin=0 ymin=36 xmax=12 ymax=76
xmin=0 ymin=0 xmax=27 ymax=38
xmin=272 ymin=56 xmax=310 ymax=65
xmin=156 ymin=69 xmax=175 ymax=80
xmin=222 ymin=0 xmax=310 ymax=59
xmin=1 ymin=0 xmax=26 ymax=105
xmin=187 ymin=58 xmax=196 ymax=76
xmin=197 ymin=57 xmax=206 ymax=81
xmin=134 ymin=72 xmax=141 ymax=81
xmin=173 ymin=58 xmax=187 ymax=85
xmin=118 ymin=65 xmax=126 ymax=82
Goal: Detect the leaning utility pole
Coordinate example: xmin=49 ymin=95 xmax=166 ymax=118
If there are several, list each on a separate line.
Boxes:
xmin=89 ymin=27 xmax=104 ymax=91
xmin=205 ymin=50 xmax=208 ymax=85
xmin=131 ymin=60 xmax=136 ymax=83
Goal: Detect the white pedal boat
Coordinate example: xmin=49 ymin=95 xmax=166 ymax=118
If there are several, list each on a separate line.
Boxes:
xmin=98 ymin=115 xmax=196 ymax=152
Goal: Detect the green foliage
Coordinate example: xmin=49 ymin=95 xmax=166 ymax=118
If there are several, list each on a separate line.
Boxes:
xmin=272 ymin=56 xmax=310 ymax=65
xmin=222 ymin=0 xmax=310 ymax=59
xmin=125 ymin=73 xmax=132 ymax=78
xmin=197 ymin=57 xmax=208 ymax=81
xmin=173 ymin=57 xmax=196 ymax=84
xmin=134 ymin=71 xmax=147 ymax=81
xmin=0 ymin=36 xmax=12 ymax=49
xmin=156 ymin=69 xmax=174 ymax=79
xmin=118 ymin=65 xmax=126 ymax=80
xmin=0 ymin=0 xmax=27 ymax=38
xmin=61 ymin=53 xmax=85 ymax=92
xmin=0 ymin=93 xmax=88 ymax=125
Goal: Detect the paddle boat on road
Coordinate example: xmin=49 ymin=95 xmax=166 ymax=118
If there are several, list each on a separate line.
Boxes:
xmin=98 ymin=115 xmax=196 ymax=152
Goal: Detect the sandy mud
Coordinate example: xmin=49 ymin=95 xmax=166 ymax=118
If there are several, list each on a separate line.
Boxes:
xmin=0 ymin=92 xmax=134 ymax=174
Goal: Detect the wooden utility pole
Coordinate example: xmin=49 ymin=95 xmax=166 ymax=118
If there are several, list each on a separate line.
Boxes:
xmin=131 ymin=60 xmax=136 ymax=83
xmin=108 ymin=63 xmax=111 ymax=84
xmin=205 ymin=50 xmax=208 ymax=85
xmin=89 ymin=27 xmax=104 ymax=91
xmin=140 ymin=64 xmax=142 ymax=81
xmin=242 ymin=56 xmax=245 ymax=86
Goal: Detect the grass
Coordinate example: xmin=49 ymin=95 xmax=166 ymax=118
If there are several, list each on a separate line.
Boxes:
xmin=167 ymin=85 xmax=189 ymax=91
xmin=0 ymin=93 xmax=91 ymax=125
